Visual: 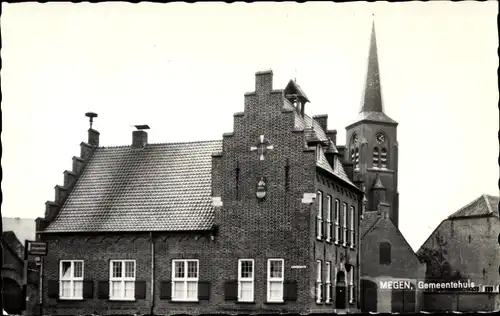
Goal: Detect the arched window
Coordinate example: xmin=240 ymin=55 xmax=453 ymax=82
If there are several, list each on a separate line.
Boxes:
xmin=380 ymin=148 xmax=387 ymax=169
xmin=373 ymin=147 xmax=380 ymax=168
xmin=379 ymin=242 xmax=391 ymax=265
xmin=354 ymin=148 xmax=359 ymax=170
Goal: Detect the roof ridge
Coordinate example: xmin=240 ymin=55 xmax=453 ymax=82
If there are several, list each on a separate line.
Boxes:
xmin=98 ymin=139 xmax=222 ymax=149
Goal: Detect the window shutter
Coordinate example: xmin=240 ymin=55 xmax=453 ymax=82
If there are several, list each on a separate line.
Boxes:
xmin=160 ymin=280 xmax=171 ymax=300
xmin=224 ymin=280 xmax=238 ymax=300
xmin=322 ymin=283 xmax=327 ymax=302
xmin=135 ymin=281 xmax=147 ymax=300
xmin=83 ymin=280 xmax=94 ymax=299
xmin=48 ymin=280 xmax=59 ymax=298
xmin=198 ymin=281 xmax=211 ymax=300
xmin=283 ymin=280 xmax=297 ymax=301
xmin=98 ymin=280 xmax=109 ymax=299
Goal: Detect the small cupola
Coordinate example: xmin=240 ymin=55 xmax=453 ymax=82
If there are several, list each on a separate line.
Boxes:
xmin=284 ymin=79 xmax=310 ymax=117
xmin=132 ymin=124 xmax=150 ymax=149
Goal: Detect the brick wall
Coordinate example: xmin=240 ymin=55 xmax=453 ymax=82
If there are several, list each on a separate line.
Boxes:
xmin=418 ymin=216 xmax=500 ymax=290
xmin=423 ymin=292 xmax=500 ymax=312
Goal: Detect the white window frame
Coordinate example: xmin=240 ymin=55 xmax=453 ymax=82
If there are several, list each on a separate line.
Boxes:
xmin=267 ymin=259 xmax=284 ymax=303
xmin=317 ymin=191 xmax=323 ymax=240
xmin=238 ymin=259 xmax=254 ymax=302
xmin=59 ymin=260 xmax=84 ymax=300
xmin=316 ymin=260 xmax=322 ymax=304
xmin=109 ymin=260 xmax=136 ymax=301
xmin=334 ymin=199 xmax=340 ymax=244
xmin=171 ymin=259 xmax=199 ymax=302
xmin=326 ymin=195 xmax=332 ymax=242
xmin=349 ymin=206 xmax=355 ymax=248
xmin=325 ymin=261 xmax=331 ymax=303
xmin=342 ymin=203 xmax=348 ymax=247
xmin=349 ymin=268 xmax=355 ymax=303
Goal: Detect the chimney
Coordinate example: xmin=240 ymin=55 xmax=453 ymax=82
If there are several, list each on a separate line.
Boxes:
xmin=255 ymin=70 xmax=273 ymax=94
xmin=85 ymin=112 xmax=99 ymax=146
xmin=326 ymin=129 xmax=337 ymax=146
xmin=313 ymin=115 xmax=328 ymax=132
xmin=132 ymin=125 xmax=150 ymax=149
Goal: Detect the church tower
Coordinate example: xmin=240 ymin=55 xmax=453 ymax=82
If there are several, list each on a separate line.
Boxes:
xmin=345 ymin=21 xmax=400 ymax=227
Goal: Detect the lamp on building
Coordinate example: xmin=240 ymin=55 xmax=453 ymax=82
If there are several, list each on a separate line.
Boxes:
xmin=256 ymin=177 xmax=267 ymax=200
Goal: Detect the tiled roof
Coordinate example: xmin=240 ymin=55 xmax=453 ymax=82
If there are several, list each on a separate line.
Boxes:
xmin=284 ymin=79 xmax=310 ymax=102
xmin=448 ymin=194 xmax=500 ymax=219
xmin=360 ymin=211 xmax=380 ymax=238
xmin=44 ymin=140 xmax=222 ymax=233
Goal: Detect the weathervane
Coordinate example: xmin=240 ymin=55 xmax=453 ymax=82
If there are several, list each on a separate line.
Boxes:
xmin=85 ymin=112 xmax=98 ymax=129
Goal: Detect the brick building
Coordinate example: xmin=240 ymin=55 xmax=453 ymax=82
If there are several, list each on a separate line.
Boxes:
xmin=340 ymin=22 xmax=426 ymax=313
xmin=33 ymin=21 xmax=428 ymax=315
xmin=2 ymin=220 xmax=40 ymax=316
xmin=417 ymin=194 xmax=500 ymax=312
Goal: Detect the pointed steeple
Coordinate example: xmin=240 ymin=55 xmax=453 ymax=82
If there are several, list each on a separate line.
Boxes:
xmin=360 ymin=20 xmax=383 ymax=113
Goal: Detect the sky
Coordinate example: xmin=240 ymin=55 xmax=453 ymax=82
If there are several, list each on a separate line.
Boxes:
xmin=1 ymin=2 xmax=498 ymax=251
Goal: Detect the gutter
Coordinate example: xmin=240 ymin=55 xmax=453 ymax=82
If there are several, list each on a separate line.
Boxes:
xmin=150 ymin=232 xmax=155 ymax=316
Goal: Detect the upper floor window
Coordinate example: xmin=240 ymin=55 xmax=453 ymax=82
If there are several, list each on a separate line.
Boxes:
xmin=267 ymin=259 xmax=284 ymax=302
xmin=349 ymin=206 xmax=355 ymax=248
xmin=317 ymin=191 xmax=323 ymax=240
xmin=172 ymin=259 xmax=199 ymax=301
xmin=334 ymin=199 xmax=340 ymax=244
xmin=342 ymin=203 xmax=348 ymax=246
xmin=326 ymin=195 xmax=332 ymax=242
xmin=110 ymin=260 xmax=135 ymax=300
xmin=60 ymin=260 xmax=83 ymax=299
xmin=379 ymin=242 xmax=391 ymax=265
xmin=316 ymin=144 xmax=322 ymax=161
xmin=238 ymin=259 xmax=254 ymax=302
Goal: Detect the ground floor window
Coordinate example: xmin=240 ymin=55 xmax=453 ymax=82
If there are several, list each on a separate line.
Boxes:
xmin=110 ymin=260 xmax=136 ymax=300
xmin=60 ymin=260 xmax=83 ymax=299
xmin=172 ymin=259 xmax=199 ymax=301
xmin=267 ymin=259 xmax=284 ymax=302
xmin=238 ymin=259 xmax=254 ymax=302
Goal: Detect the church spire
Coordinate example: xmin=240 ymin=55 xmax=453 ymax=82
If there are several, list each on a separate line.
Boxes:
xmin=360 ymin=20 xmax=384 ymax=113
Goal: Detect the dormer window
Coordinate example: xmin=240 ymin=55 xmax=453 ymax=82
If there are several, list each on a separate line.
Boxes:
xmin=316 ymin=145 xmax=322 ymax=161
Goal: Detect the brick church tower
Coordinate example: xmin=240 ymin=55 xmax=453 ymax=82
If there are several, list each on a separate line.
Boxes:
xmin=345 ymin=22 xmax=400 ymax=227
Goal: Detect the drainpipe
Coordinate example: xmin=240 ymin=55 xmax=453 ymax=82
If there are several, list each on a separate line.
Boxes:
xmin=150 ymin=232 xmax=155 ymax=316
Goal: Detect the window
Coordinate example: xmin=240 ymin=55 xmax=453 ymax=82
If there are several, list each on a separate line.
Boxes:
xmin=238 ymin=259 xmax=254 ymax=302
xmin=349 ymin=206 xmax=355 ymax=248
xmin=483 ymin=285 xmax=496 ymax=293
xmin=172 ymin=259 xmax=199 ymax=301
xmin=380 ymin=148 xmax=387 ymax=168
xmin=379 ymin=242 xmax=391 ymax=265
xmin=316 ymin=145 xmax=322 ymax=161
xmin=110 ymin=260 xmax=135 ymax=300
xmin=325 ymin=261 xmax=331 ymax=303
xmin=267 ymin=259 xmax=284 ymax=302
xmin=326 ymin=196 xmax=332 ymax=242
xmin=349 ymin=268 xmax=355 ymax=303
xmin=342 ymin=203 xmax=348 ymax=246
xmin=316 ymin=260 xmax=322 ymax=303
xmin=354 ymin=148 xmax=359 ymax=170
xmin=373 ymin=147 xmax=379 ymax=168
xmin=317 ymin=191 xmax=323 ymax=240
xmin=59 ymin=260 xmax=83 ymax=299
xmin=334 ymin=199 xmax=340 ymax=244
